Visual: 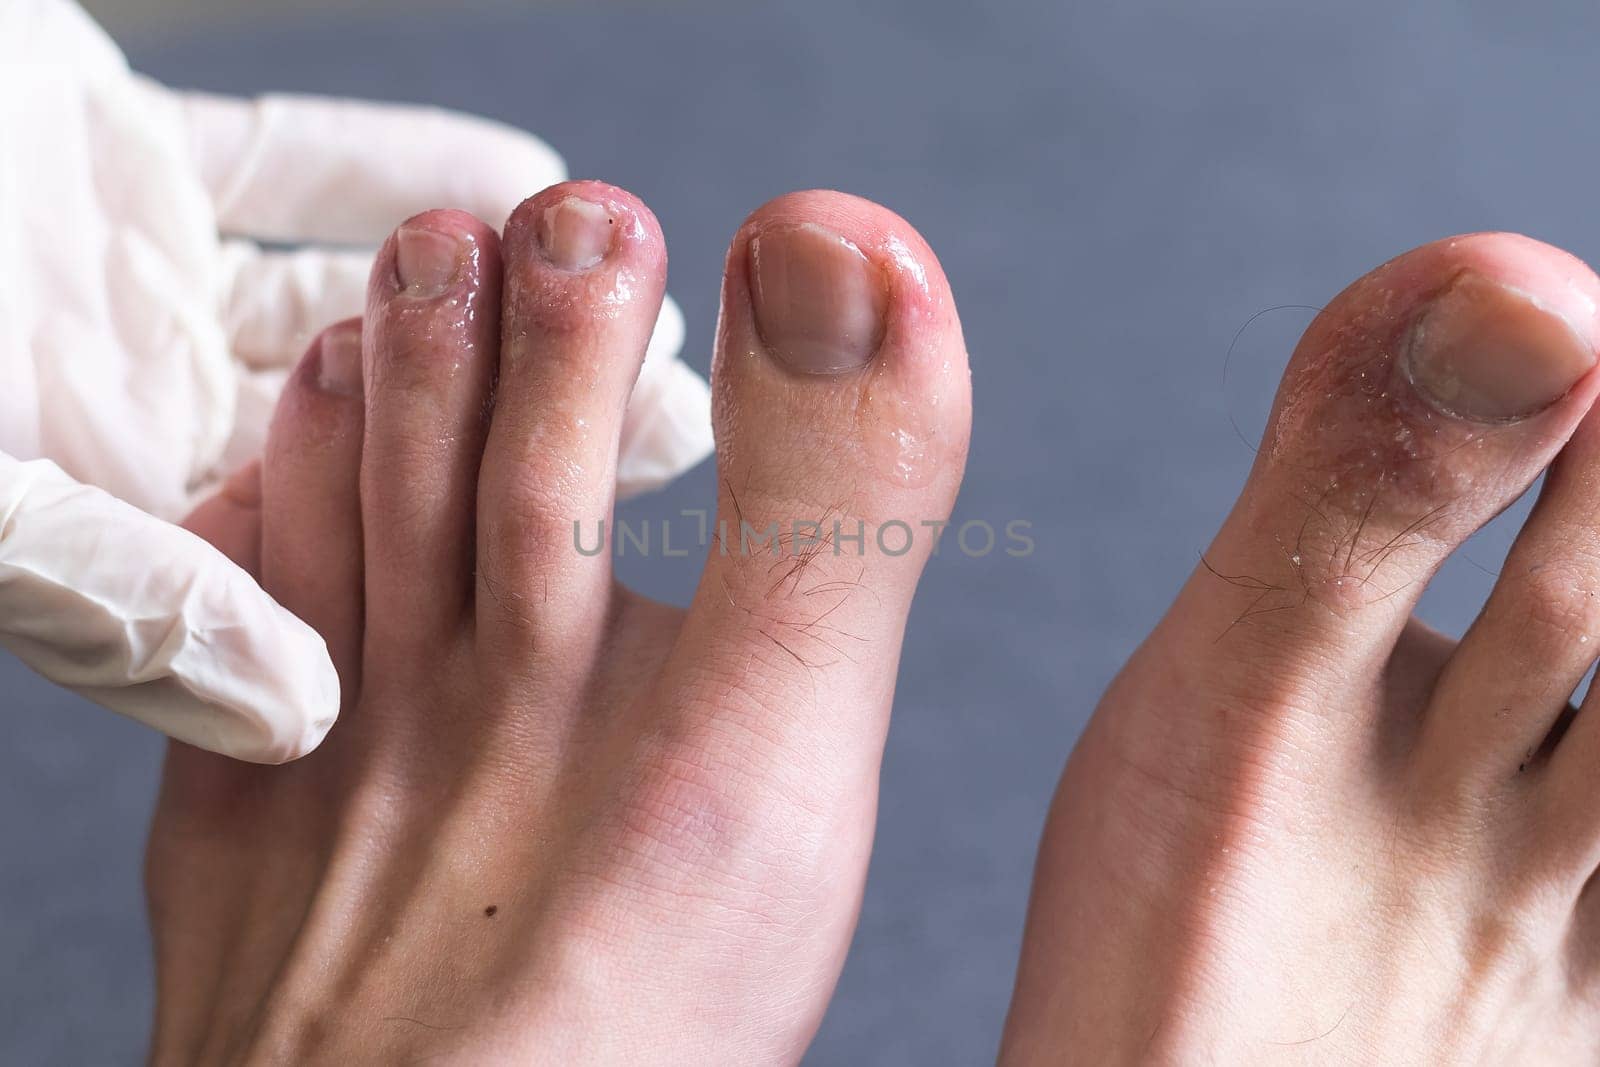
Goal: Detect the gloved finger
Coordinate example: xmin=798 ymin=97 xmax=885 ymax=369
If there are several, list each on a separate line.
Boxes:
xmin=6 ymin=0 xmax=125 ymax=74
xmin=199 ymin=365 xmax=292 ymax=508
xmin=218 ymin=239 xmax=370 ymax=370
xmin=618 ymin=293 xmax=715 ymax=496
xmin=178 ymin=90 xmax=566 ymax=246
xmin=0 ymin=453 xmax=337 ymax=764
xmin=619 ymin=351 xmax=715 ymax=497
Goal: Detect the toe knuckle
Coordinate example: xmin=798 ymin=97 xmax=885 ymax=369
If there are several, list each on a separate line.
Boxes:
xmin=622 ymin=750 xmax=757 ymax=862
xmin=607 ymin=739 xmax=829 ymax=914
xmin=485 ymin=483 xmax=580 ymax=565
xmin=1506 ymin=559 xmax=1600 ymax=645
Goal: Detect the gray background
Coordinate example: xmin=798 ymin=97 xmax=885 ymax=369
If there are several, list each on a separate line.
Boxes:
xmin=4 ymin=1 xmax=1593 ymax=1062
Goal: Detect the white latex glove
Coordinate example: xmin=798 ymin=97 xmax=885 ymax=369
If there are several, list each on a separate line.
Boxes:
xmin=1 ymin=0 xmax=714 ymax=762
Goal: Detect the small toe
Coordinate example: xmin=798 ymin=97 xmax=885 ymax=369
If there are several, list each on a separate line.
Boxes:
xmin=1415 ymin=404 xmax=1600 ymax=795
xmin=1484 ymin=411 xmax=1600 ymax=881
xmin=261 ymin=319 xmax=366 ymax=687
xmin=360 ymin=210 xmax=502 ymax=655
xmin=474 ymin=181 xmax=668 ymax=659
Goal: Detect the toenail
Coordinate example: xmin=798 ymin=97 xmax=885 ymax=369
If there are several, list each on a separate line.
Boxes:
xmin=316 ymin=324 xmax=362 ymax=395
xmin=1403 ymin=271 xmax=1596 ymax=422
xmin=748 ymin=223 xmax=888 ymax=374
xmin=536 ymin=195 xmax=615 ymax=271
xmin=394 ymin=224 xmax=463 ymax=297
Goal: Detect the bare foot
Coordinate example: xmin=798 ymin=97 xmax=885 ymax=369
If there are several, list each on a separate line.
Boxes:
xmin=1002 ymin=234 xmax=1600 ymax=1064
xmin=146 ymin=183 xmax=970 ymax=1064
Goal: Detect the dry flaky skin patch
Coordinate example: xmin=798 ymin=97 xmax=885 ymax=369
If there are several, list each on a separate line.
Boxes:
xmin=1209 ymin=270 xmax=1556 ymax=630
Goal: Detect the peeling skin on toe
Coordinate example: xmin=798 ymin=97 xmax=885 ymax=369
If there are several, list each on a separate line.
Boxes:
xmin=485 ymin=183 xmax=666 ymax=514
xmin=883 ymin=233 xmax=930 ymax=298
xmin=841 ymin=229 xmax=955 ymax=489
xmin=1258 ymin=334 xmax=1498 ymax=601
xmin=860 ymin=375 xmax=947 ymax=490
xmin=504 ymin=196 xmax=653 ymax=338
xmin=715 ymin=192 xmax=970 ymax=514
xmin=1239 ymin=235 xmax=1600 ymax=609
xmin=854 ymin=231 xmax=964 ymax=490
xmin=370 ymin=222 xmax=491 ymax=388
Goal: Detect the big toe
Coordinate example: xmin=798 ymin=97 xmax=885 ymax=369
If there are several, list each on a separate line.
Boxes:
xmin=1171 ymin=234 xmax=1600 ymax=734
xmin=658 ymin=190 xmax=972 ymax=794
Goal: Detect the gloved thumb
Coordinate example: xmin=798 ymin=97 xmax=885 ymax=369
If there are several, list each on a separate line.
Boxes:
xmin=0 ymin=453 xmax=337 ymax=763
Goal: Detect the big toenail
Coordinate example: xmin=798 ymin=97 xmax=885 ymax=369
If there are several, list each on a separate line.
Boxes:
xmin=394 ymin=224 xmax=462 ymax=297
xmin=316 ymin=323 xmax=362 ymax=395
xmin=536 ymin=195 xmax=615 ymax=271
xmin=749 ymin=223 xmax=887 ymax=374
xmin=1403 ymin=271 xmax=1596 ymax=422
